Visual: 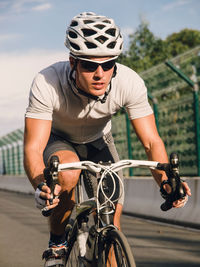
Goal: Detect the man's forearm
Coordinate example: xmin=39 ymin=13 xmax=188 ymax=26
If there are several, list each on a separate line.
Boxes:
xmin=24 ymin=150 xmax=46 ymax=190
xmin=145 ymin=137 xmax=169 ymax=186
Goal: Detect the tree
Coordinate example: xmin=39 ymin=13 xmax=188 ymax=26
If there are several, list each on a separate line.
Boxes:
xmin=118 ymin=23 xmax=200 ymax=72
xmin=118 ymin=21 xmax=168 ymax=72
xmin=165 ymin=29 xmax=200 ymax=57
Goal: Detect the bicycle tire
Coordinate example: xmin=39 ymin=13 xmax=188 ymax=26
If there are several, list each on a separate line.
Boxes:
xmin=99 ymin=228 xmax=136 ymax=267
xmin=65 ymin=220 xmax=82 ymax=267
xmin=65 ymin=239 xmax=81 ymax=267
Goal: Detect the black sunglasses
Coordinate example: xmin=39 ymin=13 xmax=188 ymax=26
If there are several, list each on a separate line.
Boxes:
xmin=79 ymin=58 xmax=116 ymax=72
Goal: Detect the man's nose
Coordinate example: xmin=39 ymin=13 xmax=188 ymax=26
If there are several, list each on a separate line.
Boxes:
xmin=93 ymin=65 xmax=104 ymax=79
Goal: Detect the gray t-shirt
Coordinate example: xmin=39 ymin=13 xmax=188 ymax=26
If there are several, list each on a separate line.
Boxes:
xmin=25 ymin=61 xmax=153 ymax=143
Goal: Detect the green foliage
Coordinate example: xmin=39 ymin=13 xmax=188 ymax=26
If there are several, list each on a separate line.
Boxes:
xmin=166 ymin=29 xmax=200 ymax=57
xmin=118 ymin=22 xmax=200 ymax=73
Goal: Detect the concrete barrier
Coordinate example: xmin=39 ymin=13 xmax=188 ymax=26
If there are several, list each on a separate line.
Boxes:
xmin=123 ymin=177 xmax=200 ymax=229
xmin=0 ymin=175 xmax=34 ymax=194
xmin=0 ymin=175 xmax=199 ymax=228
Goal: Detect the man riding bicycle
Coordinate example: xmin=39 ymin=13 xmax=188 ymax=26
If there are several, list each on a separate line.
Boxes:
xmin=24 ymin=12 xmax=191 ymax=267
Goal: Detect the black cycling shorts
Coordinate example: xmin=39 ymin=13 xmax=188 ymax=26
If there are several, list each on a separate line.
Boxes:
xmin=43 ymin=131 xmax=124 ymax=205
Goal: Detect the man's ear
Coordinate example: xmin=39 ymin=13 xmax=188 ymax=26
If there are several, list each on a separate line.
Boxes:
xmin=69 ymin=56 xmax=75 ymax=68
xmin=112 ymin=65 xmax=117 ymax=77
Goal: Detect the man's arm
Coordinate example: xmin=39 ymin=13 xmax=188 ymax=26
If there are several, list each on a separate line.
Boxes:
xmin=24 ymin=117 xmax=60 ymax=209
xmin=131 ymin=114 xmax=168 ymax=185
xmin=131 ymin=113 xmax=191 ymax=207
xmin=24 ymin=117 xmax=52 ymax=189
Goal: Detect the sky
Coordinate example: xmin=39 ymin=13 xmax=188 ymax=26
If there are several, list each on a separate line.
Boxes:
xmin=0 ymin=0 xmax=200 ymax=137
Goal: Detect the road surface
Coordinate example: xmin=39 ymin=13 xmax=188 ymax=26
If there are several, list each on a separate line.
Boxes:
xmin=0 ymin=190 xmax=199 ymax=267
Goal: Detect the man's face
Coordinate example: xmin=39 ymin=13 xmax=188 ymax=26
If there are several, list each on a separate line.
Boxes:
xmin=70 ymin=56 xmax=115 ymax=97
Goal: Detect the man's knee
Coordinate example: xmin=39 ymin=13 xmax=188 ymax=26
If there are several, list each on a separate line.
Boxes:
xmin=52 ymin=150 xmax=81 ymax=192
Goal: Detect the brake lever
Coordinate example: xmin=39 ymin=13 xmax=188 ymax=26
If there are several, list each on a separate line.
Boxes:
xmin=41 ymin=155 xmax=59 ymax=217
xmin=158 ymin=153 xmax=186 ymax=211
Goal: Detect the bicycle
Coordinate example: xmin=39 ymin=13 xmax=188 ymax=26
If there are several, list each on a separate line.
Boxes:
xmin=42 ymin=152 xmax=186 ymax=267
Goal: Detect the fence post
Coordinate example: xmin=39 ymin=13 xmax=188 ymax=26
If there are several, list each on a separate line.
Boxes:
xmin=17 ymin=140 xmax=23 ymax=174
xmin=1 ymin=147 xmax=6 ymax=174
xmin=125 ymin=113 xmax=134 ymax=176
xmin=7 ymin=144 xmax=12 ymax=175
xmin=12 ymin=144 xmax=16 ymax=175
xmin=192 ymin=66 xmax=200 ymax=176
xmin=165 ymin=61 xmax=200 ymax=176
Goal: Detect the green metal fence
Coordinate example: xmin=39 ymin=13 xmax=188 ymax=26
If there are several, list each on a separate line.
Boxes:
xmin=113 ymin=46 xmax=200 ymax=176
xmin=0 ymin=129 xmax=24 ymax=175
xmin=0 ymin=46 xmax=200 ymax=176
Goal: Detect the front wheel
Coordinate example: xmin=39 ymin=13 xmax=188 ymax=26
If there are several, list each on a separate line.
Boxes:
xmin=99 ymin=229 xmax=136 ymax=267
xmin=65 ymin=220 xmax=82 ymax=267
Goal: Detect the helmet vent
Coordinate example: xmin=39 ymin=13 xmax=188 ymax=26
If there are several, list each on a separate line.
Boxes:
xmin=70 ymin=42 xmax=80 ymax=51
xmin=70 ymin=20 xmax=78 ymax=27
xmin=103 ymin=19 xmax=111 ymax=24
xmin=85 ymin=12 xmax=95 ymax=16
xmin=69 ymin=31 xmax=78 ymax=39
xmin=94 ymin=24 xmax=106 ymax=29
xmin=107 ymin=41 xmax=116 ymax=49
xmin=83 ymin=20 xmax=94 ymax=24
xmin=106 ymin=28 xmax=116 ymax=37
xmin=95 ymin=35 xmax=108 ymax=44
xmin=85 ymin=42 xmax=97 ymax=49
xmin=82 ymin=29 xmax=97 ymax=37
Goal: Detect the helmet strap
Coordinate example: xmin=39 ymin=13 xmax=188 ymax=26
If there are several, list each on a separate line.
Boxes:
xmin=72 ymin=77 xmax=112 ymax=104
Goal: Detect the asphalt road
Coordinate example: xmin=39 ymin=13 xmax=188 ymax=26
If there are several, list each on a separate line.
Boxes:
xmin=0 ymin=190 xmax=199 ymax=267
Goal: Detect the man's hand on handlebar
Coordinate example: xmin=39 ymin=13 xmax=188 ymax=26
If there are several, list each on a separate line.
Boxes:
xmin=171 ymin=181 xmax=191 ymax=208
xmin=159 ymin=152 xmax=192 ymax=211
xmin=35 ymin=182 xmax=61 ymax=211
xmin=161 ymin=178 xmax=191 ymax=210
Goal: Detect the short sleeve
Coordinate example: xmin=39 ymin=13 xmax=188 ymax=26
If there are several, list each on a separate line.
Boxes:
xmin=113 ymin=64 xmax=153 ymax=120
xmin=25 ymin=72 xmax=53 ymax=120
xmin=125 ymin=80 xmax=153 ymax=120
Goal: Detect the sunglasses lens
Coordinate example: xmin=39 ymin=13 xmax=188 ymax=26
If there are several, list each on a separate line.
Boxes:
xmin=102 ymin=60 xmax=116 ymax=71
xmin=80 ymin=61 xmax=98 ymax=72
xmin=80 ymin=59 xmax=115 ymax=72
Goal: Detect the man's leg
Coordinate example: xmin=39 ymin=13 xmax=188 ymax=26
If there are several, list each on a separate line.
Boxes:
xmin=113 ymin=203 xmax=123 ymax=230
xmin=49 ymin=150 xmax=81 ymax=238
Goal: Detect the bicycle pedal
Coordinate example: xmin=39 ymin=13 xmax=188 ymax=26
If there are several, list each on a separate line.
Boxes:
xmin=43 ymin=247 xmax=67 ymax=267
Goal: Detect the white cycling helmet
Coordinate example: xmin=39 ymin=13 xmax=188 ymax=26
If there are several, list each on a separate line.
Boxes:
xmin=65 ymin=12 xmax=123 ymax=56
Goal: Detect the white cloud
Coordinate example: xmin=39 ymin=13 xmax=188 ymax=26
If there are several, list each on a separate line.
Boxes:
xmin=0 ymin=0 xmax=51 ymax=17
xmin=0 ymin=49 xmax=68 ymax=137
xmin=10 ymin=0 xmax=43 ymax=13
xmin=162 ymin=0 xmax=192 ymax=11
xmin=32 ymin=3 xmax=52 ymax=11
xmin=0 ymin=33 xmax=22 ymax=44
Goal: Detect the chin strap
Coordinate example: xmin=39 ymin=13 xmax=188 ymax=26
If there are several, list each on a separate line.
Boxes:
xmin=69 ymin=62 xmax=116 ymax=104
xmin=74 ymin=81 xmax=112 ymax=104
